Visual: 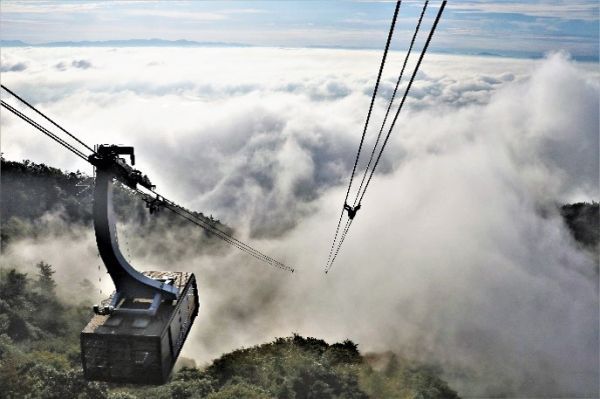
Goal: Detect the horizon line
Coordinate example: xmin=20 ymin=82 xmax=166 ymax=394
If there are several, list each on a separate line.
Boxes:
xmin=1 ymin=38 xmax=598 ymax=63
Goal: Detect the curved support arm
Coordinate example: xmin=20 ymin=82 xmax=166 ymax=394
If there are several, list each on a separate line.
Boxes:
xmin=94 ymin=169 xmax=178 ymax=304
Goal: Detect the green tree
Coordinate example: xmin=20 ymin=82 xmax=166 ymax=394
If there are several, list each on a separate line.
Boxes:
xmin=36 ymin=261 xmax=56 ymax=297
xmin=0 ymin=268 xmax=28 ymax=303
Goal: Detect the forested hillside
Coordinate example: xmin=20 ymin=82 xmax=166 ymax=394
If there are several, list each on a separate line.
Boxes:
xmin=0 ymin=157 xmax=232 ymax=256
xmin=0 ymin=263 xmax=459 ymax=398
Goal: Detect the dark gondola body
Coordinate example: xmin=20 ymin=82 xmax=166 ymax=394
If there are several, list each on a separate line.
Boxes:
xmin=81 ymin=271 xmax=199 ymax=384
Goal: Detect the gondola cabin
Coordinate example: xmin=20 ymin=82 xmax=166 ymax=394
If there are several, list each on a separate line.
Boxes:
xmin=81 ymin=145 xmax=200 ymax=384
xmin=81 ymin=271 xmax=198 ymax=384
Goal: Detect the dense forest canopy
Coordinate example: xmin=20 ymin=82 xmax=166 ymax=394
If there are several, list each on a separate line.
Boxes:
xmin=0 ymin=157 xmax=235 ymax=258
xmin=0 ymin=263 xmax=460 ymax=398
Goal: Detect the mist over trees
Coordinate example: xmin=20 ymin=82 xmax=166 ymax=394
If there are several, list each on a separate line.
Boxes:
xmin=0 ymin=157 xmax=232 ymax=257
xmin=0 ymin=263 xmax=460 ymax=398
xmin=0 ymin=158 xmax=467 ymax=398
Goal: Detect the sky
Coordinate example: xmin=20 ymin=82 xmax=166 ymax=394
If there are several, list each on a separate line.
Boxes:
xmin=0 ymin=0 xmax=599 ymax=60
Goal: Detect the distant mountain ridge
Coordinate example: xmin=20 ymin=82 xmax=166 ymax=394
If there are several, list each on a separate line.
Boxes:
xmin=0 ymin=38 xmax=251 ymax=48
xmin=2 ymin=39 xmax=598 ymax=61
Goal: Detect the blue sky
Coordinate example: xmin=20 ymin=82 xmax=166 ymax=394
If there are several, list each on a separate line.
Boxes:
xmin=0 ymin=1 xmax=598 ymax=59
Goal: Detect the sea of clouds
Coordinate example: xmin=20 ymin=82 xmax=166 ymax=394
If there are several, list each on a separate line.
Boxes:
xmin=1 ymin=47 xmax=598 ymax=397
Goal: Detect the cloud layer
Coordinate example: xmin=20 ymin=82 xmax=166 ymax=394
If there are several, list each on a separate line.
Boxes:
xmin=1 ymin=47 xmax=598 ymax=397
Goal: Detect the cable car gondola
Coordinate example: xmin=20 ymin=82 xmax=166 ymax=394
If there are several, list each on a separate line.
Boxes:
xmin=80 ymin=145 xmax=199 ymax=384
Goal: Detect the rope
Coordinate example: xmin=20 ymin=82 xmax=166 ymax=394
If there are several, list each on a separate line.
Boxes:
xmin=358 ymin=1 xmax=446 ymax=206
xmin=352 ymin=1 xmax=429 ymax=208
xmin=325 ymin=218 xmax=352 ymax=274
xmin=1 ymin=84 xmax=96 ymax=153
xmin=1 ymin=84 xmax=293 ymax=274
xmin=1 ymin=100 xmax=89 ymax=161
xmin=132 ymin=186 xmax=295 ymax=273
xmin=326 ymin=1 xmax=447 ymax=272
xmin=325 ymin=0 xmax=402 ymax=269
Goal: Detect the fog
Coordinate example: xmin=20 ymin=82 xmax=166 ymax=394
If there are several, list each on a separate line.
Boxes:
xmin=1 ymin=47 xmax=598 ymax=396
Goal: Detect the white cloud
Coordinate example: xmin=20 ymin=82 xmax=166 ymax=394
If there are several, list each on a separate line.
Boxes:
xmin=453 ymin=1 xmax=599 ymax=21
xmin=124 ymin=9 xmax=229 ymax=22
xmin=0 ymin=1 xmax=106 ymax=14
xmin=0 ymin=47 xmax=598 ymax=397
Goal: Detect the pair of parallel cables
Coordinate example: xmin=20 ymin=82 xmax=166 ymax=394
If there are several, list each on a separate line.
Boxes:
xmin=0 ymin=84 xmax=294 ymax=273
xmin=325 ymin=1 xmax=447 ymax=273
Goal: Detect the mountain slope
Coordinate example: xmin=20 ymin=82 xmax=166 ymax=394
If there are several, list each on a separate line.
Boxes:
xmin=0 ymin=265 xmax=459 ymax=398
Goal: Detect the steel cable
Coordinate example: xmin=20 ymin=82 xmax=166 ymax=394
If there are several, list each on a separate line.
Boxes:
xmin=325 ymin=0 xmax=402 ymax=270
xmin=1 ymin=100 xmax=89 ymax=161
xmin=1 ymin=84 xmax=96 ymax=153
xmin=1 ymin=84 xmax=293 ymax=273
xmin=325 ymin=218 xmax=352 ymax=274
xmin=352 ymin=1 xmax=429 ymax=209
xmin=132 ymin=186 xmax=295 ymax=273
xmin=326 ymin=1 xmax=447 ymax=272
xmin=358 ymin=1 xmax=446 ymax=207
